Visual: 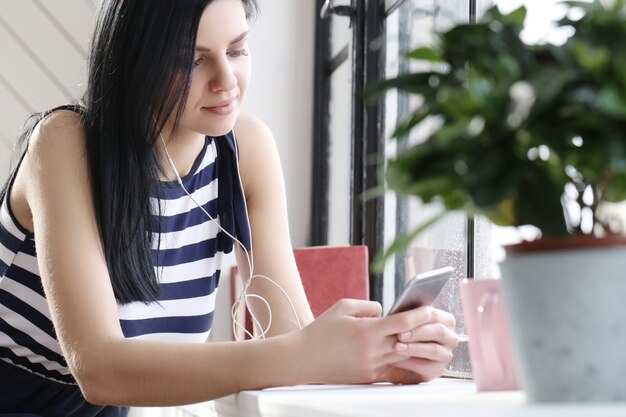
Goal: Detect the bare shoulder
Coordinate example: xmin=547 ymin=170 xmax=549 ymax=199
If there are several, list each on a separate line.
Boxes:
xmin=25 ymin=109 xmax=88 ymax=180
xmin=25 ymin=109 xmax=89 ymax=187
xmin=233 ymin=112 xmax=276 ymax=155
xmin=28 ymin=109 xmax=86 ymax=159
xmin=232 ymin=113 xmax=284 ymax=198
xmin=12 ymin=110 xmax=88 ymax=232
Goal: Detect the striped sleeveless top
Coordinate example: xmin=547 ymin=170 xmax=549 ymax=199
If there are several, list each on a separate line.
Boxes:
xmin=0 ymin=132 xmax=251 ymax=387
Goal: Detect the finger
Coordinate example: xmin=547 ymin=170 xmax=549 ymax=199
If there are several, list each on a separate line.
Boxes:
xmin=379 ymin=333 xmax=412 ymax=362
xmin=380 ymin=306 xmax=432 ymax=336
xmin=333 ymin=299 xmax=383 ymax=318
xmin=391 ymin=357 xmax=447 ymax=382
xmin=431 ymin=308 xmax=456 ymax=330
xmin=380 ymin=346 xmax=411 ymax=365
xmin=393 ymin=341 xmax=454 ymax=363
xmin=398 ymin=323 xmax=459 ymax=349
xmin=374 ymin=334 xmax=420 ymax=367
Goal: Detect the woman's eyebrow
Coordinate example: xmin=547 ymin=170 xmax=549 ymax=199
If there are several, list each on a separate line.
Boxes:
xmin=195 ymin=31 xmax=249 ymax=52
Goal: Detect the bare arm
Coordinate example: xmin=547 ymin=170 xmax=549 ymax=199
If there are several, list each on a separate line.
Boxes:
xmin=21 ymin=111 xmax=454 ymax=406
xmin=22 ymin=112 xmax=312 ymax=405
xmin=233 ymin=114 xmax=315 ymax=336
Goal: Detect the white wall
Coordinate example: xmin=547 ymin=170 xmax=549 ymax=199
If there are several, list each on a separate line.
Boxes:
xmin=243 ymin=1 xmax=315 ymax=248
xmin=0 ymin=0 xmax=93 ymax=179
xmin=215 ymin=0 xmax=316 ymax=341
xmin=0 ymin=1 xmax=315 ymax=341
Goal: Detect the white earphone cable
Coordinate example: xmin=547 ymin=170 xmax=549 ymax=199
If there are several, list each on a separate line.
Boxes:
xmin=158 ymin=131 xmax=302 ymax=340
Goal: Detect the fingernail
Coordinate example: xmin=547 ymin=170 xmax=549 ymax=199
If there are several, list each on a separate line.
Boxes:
xmin=395 ymin=342 xmax=408 ymax=352
xmin=399 ymin=331 xmax=412 ymax=341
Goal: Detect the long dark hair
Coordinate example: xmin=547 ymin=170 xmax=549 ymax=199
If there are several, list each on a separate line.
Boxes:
xmin=2 ymin=0 xmax=258 ymax=304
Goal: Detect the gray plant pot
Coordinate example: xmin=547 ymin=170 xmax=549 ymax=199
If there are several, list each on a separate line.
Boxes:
xmin=499 ymin=240 xmax=626 ymax=402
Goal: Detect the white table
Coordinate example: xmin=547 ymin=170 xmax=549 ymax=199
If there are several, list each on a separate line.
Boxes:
xmin=169 ymin=378 xmax=626 ymax=417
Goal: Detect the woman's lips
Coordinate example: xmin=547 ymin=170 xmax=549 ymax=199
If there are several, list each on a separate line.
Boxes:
xmin=203 ymin=99 xmax=236 ymax=116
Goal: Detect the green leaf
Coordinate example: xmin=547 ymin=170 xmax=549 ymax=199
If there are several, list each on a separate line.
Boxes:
xmin=370 ymin=214 xmax=446 ymax=273
xmin=463 ymin=146 xmax=521 ymax=207
xmin=386 ymin=145 xmax=462 ymax=204
xmin=612 ymin=53 xmax=626 ymax=93
xmin=501 ymin=5 xmax=527 ymax=28
xmin=595 ymin=86 xmax=626 ymax=119
xmin=515 ymin=164 xmax=569 ymax=236
xmin=390 ymin=142 xmax=454 ymax=175
xmin=406 ymin=47 xmax=445 ymax=63
xmin=483 ymin=197 xmax=518 ymax=227
xmin=570 ymin=40 xmax=611 ymax=75
xmin=387 ymin=168 xmax=454 ymax=201
xmin=360 ymin=184 xmax=386 ymax=202
xmin=604 ymin=172 xmax=626 ymax=201
xmin=391 ymin=108 xmax=431 ymax=139
xmin=432 ymin=120 xmax=470 ymax=146
xmin=468 ymin=73 xmax=497 ymax=110
xmin=363 ymin=73 xmax=440 ymax=99
xmin=528 ymin=67 xmax=579 ymax=112
xmin=443 ymin=24 xmax=492 ymax=67
xmin=438 ymin=87 xmax=477 ymax=119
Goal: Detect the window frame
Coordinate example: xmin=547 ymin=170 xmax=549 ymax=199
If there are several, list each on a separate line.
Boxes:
xmin=311 ymin=0 xmax=479 ymax=302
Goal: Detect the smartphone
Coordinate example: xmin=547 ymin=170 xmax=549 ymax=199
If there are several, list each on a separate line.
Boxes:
xmin=386 ymin=266 xmax=454 ymax=315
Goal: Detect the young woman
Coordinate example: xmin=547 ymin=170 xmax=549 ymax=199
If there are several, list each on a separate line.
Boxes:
xmin=0 ymin=0 xmax=459 ymax=415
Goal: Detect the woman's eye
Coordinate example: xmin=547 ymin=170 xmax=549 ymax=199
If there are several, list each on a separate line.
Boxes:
xmin=193 ymin=57 xmax=205 ymax=67
xmin=228 ymin=49 xmax=249 ymax=58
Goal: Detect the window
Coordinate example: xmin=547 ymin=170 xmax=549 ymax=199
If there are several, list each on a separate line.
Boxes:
xmin=313 ymin=0 xmax=489 ymax=377
xmin=311 ymin=0 xmax=565 ymax=377
xmin=381 ymin=0 xmax=497 ymax=379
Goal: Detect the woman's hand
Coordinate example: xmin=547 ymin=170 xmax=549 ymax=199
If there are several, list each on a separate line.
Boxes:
xmin=378 ymin=308 xmax=459 ymax=384
xmin=295 ymin=299 xmax=454 ymax=385
xmin=295 ymin=299 xmax=390 ymax=384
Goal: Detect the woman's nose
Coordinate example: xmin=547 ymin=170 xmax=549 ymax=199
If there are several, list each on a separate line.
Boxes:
xmin=209 ymin=58 xmax=237 ymax=93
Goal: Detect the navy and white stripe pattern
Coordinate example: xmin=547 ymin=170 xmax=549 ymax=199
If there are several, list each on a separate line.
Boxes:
xmin=0 ymin=134 xmax=246 ymax=385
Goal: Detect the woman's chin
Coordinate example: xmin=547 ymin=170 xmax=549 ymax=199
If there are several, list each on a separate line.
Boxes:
xmin=190 ymin=125 xmax=232 ymax=138
xmin=197 ymin=115 xmax=238 ymax=137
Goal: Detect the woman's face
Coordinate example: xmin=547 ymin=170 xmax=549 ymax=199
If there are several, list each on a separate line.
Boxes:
xmin=174 ymin=0 xmax=251 ymax=138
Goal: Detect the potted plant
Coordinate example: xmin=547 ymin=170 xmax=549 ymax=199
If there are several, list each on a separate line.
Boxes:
xmin=370 ymin=0 xmax=626 ymax=402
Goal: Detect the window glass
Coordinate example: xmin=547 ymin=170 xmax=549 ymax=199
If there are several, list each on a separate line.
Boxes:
xmin=383 ymin=0 xmax=480 ymax=378
xmin=377 ymin=0 xmax=571 ymax=379
xmin=327 ymin=14 xmax=353 ymax=246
